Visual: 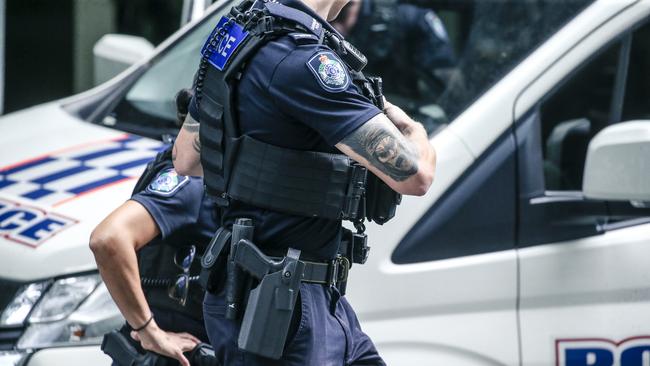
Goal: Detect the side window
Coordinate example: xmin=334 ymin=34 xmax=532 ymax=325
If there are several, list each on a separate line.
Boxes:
xmin=334 ymin=0 xmax=593 ymax=136
xmin=540 ymin=42 xmax=619 ymax=191
xmin=542 ymin=21 xmax=650 ymax=192
xmin=517 ymin=21 xmax=650 ymax=247
xmin=392 ymin=132 xmax=517 ymax=264
xmin=104 ymin=9 xmax=225 ymax=139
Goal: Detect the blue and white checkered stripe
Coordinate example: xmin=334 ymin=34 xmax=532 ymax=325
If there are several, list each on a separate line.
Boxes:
xmin=0 ymin=135 xmax=165 ymax=206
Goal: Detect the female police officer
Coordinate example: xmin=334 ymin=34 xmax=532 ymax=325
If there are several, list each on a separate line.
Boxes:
xmin=170 ymin=0 xmax=437 ymax=364
xmin=90 ymin=90 xmax=219 ymax=366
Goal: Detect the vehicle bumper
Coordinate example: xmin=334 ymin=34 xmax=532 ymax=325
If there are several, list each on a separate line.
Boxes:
xmin=0 ymin=345 xmax=111 ymax=366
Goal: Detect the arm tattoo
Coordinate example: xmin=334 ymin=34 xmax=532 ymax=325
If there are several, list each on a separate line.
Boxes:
xmin=192 ymin=135 xmax=201 ymax=154
xmin=182 ymin=115 xmax=201 ymax=153
xmin=341 ymin=119 xmax=419 ymax=181
xmin=182 ymin=116 xmax=200 ymax=133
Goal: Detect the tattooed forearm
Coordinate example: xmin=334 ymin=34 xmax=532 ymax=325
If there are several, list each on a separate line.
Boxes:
xmin=182 ymin=115 xmax=200 ymax=133
xmin=192 ymin=135 xmax=201 ymax=153
xmin=341 ymin=119 xmax=419 ymax=181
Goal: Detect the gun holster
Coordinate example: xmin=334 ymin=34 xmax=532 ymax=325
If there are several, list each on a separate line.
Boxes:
xmin=232 ymin=239 xmax=304 ymax=360
xmin=189 ymin=343 xmax=220 ymax=366
xmin=101 ymin=330 xmax=160 ymax=366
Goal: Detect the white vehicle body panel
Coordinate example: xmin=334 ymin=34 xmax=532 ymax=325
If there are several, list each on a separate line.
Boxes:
xmin=26 ymin=345 xmax=111 ymax=366
xmin=513 ymin=1 xmax=650 ymax=365
xmin=351 ymin=0 xmax=650 ymax=365
xmin=519 ymin=223 xmax=650 ymax=365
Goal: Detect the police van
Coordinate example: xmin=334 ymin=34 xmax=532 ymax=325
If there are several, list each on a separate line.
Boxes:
xmin=1 ymin=0 xmax=649 ymax=365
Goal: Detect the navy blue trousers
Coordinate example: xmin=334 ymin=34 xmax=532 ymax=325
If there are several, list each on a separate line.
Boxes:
xmin=203 ymin=283 xmax=385 ymax=366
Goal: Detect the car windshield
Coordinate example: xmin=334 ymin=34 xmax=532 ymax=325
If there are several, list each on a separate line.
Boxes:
xmin=113 ymin=0 xmax=595 ymax=137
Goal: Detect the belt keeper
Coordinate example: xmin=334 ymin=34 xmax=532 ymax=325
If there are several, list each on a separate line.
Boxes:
xmin=327 ymin=258 xmax=337 ymax=286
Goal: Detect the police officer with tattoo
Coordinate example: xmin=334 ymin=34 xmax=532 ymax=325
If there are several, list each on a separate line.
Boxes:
xmin=172 ymin=0 xmax=437 ymax=364
xmin=91 ymin=90 xmax=219 ymax=366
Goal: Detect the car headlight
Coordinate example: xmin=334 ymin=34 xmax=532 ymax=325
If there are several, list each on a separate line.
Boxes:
xmin=0 ymin=282 xmax=49 ymax=327
xmin=0 ymin=273 xmax=124 ymax=350
xmin=29 ymin=274 xmax=100 ymax=323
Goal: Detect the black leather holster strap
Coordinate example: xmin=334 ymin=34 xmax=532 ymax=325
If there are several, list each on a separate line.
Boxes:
xmin=260 ymin=249 xmax=350 ymax=287
xmin=301 ymin=257 xmax=350 ymax=286
xmin=228 ymin=135 xmax=366 ymax=220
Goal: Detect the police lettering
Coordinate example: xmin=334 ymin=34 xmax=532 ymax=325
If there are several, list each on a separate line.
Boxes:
xmin=0 ymin=198 xmax=76 ymax=247
xmin=559 ymin=337 xmax=650 ymax=366
xmin=218 ymin=36 xmax=237 ymax=57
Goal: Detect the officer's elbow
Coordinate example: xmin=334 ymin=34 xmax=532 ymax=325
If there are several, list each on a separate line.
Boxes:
xmin=89 ymin=227 xmax=118 ymax=261
xmin=398 ymin=152 xmax=436 ymax=196
xmin=403 ymin=170 xmax=434 ymax=196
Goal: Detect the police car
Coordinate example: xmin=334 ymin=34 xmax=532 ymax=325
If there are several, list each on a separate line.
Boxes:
xmin=1 ymin=0 xmax=649 ymax=365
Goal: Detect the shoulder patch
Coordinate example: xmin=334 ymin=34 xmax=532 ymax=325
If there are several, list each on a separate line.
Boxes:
xmin=147 ymin=168 xmax=190 ymax=197
xmin=306 ymin=51 xmax=350 ymax=93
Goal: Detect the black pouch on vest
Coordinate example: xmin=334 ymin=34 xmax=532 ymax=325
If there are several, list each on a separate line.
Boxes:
xmin=365 ymin=173 xmax=402 ymax=225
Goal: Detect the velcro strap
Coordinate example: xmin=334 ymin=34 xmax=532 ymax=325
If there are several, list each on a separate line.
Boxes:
xmin=264 ymin=1 xmax=324 ymax=38
xmin=228 ymin=136 xmax=355 ymax=219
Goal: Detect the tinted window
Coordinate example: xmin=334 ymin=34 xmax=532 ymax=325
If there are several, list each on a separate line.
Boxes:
xmin=393 ymin=133 xmax=516 ymax=264
xmin=334 ymin=0 xmax=594 ymax=135
xmin=517 ymin=21 xmax=650 ymax=247
xmin=541 ymin=21 xmax=650 ymax=191
xmin=109 ymin=8 xmax=226 ymax=137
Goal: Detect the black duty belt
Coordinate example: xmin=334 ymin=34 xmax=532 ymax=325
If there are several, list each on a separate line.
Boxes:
xmin=284 ymin=255 xmax=349 ymax=286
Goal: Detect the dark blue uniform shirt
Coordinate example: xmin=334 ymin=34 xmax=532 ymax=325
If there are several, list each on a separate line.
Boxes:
xmin=190 ymin=0 xmax=381 ymax=260
xmin=131 ymin=167 xmax=218 ymax=245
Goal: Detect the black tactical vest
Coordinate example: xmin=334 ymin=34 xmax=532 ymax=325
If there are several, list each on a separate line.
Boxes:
xmin=195 ymin=0 xmax=400 ymax=226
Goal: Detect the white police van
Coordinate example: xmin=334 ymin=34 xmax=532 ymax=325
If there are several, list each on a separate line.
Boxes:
xmin=1 ymin=0 xmax=649 ymax=365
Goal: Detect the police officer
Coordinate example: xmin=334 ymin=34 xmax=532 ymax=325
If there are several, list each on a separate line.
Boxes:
xmin=332 ymin=0 xmax=456 ymax=102
xmin=172 ymin=0 xmax=437 ymax=364
xmin=90 ymin=90 xmax=219 ymax=366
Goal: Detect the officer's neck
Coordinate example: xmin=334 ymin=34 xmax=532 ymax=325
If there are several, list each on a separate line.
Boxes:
xmin=300 ymin=0 xmax=336 ymax=22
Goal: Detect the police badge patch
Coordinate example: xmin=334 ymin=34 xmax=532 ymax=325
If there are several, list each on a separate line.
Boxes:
xmin=307 ymin=51 xmax=350 ymax=92
xmin=147 ymin=168 xmax=190 ymax=197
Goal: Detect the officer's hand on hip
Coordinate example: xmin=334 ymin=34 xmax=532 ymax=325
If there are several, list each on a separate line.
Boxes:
xmin=130 ymin=320 xmax=200 ymax=366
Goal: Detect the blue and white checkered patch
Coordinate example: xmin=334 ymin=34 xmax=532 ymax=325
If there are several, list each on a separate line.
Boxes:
xmin=0 ymin=134 xmax=165 ymax=206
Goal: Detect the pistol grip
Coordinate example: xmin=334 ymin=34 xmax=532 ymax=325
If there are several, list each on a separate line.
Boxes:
xmin=233 ymin=239 xmax=282 ymax=279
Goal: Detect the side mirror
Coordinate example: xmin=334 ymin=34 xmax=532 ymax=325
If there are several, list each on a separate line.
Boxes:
xmin=583 ymin=121 xmax=650 ymax=202
xmin=93 ymin=34 xmax=155 ymax=86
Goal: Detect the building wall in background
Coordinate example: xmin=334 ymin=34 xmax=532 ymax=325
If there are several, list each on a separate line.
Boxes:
xmin=73 ymin=0 xmax=116 ymax=93
xmin=4 ymin=0 xmax=75 ymax=113
xmin=2 ymin=0 xmax=182 ymax=114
